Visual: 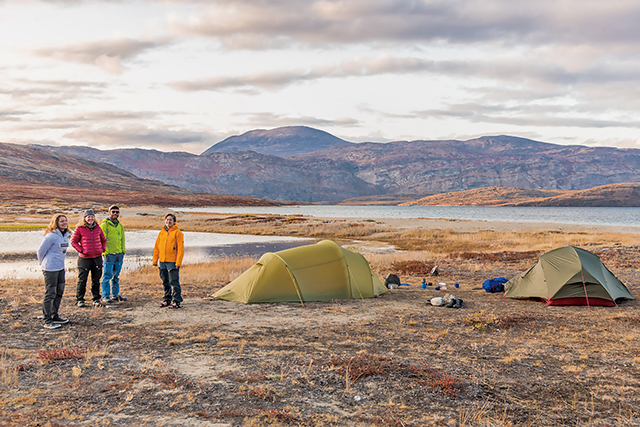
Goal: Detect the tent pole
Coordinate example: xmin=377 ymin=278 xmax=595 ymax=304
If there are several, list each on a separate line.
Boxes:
xmin=580 ymin=268 xmax=591 ymax=311
xmin=343 ymin=257 xmax=365 ymax=300
xmin=274 ymin=254 xmax=305 ymax=307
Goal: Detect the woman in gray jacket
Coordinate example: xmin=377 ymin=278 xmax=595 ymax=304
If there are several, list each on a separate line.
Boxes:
xmin=37 ymin=213 xmax=72 ymax=329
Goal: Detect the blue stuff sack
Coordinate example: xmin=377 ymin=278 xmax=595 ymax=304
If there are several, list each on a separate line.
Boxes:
xmin=482 ymin=277 xmax=508 ymax=293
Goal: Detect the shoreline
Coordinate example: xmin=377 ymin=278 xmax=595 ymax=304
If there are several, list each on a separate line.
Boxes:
xmin=375 ymin=216 xmax=640 ymax=235
xmin=6 ymin=204 xmax=640 ymax=236
xmin=173 ymin=205 xmax=640 ymax=232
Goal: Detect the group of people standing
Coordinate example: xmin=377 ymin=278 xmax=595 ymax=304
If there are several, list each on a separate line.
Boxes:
xmin=72 ymin=206 xmax=125 ymax=308
xmin=36 ymin=207 xmax=185 ymax=330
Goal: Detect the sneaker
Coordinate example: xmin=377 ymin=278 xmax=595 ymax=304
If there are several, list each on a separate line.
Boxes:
xmin=113 ymin=295 xmax=127 ymax=302
xmin=44 ymin=322 xmax=61 ymax=330
xmin=93 ymin=300 xmax=105 ymax=308
xmin=76 ymin=300 xmax=86 ymax=308
xmin=168 ymin=302 xmax=181 ymax=309
xmin=52 ymin=316 xmax=69 ymax=324
xmin=102 ymin=297 xmax=114 ymax=304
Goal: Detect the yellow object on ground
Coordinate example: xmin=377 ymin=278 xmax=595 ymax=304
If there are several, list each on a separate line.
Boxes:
xmin=214 ymin=240 xmax=387 ymax=303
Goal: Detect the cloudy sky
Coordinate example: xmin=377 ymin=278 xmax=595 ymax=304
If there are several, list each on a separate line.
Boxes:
xmin=2 ymin=0 xmax=640 ymax=154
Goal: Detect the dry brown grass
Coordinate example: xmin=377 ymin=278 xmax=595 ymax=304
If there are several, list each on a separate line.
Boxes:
xmin=1 ymin=208 xmax=639 ymax=426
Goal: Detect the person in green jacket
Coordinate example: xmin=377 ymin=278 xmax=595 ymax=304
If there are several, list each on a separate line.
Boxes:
xmin=100 ymin=205 xmax=127 ymax=303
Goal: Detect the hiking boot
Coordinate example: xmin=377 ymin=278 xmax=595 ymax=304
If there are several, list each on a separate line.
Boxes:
xmin=93 ymin=300 xmax=105 ymax=308
xmin=112 ymin=295 xmax=127 ymax=302
xmin=76 ymin=300 xmax=86 ymax=308
xmin=43 ymin=322 xmax=61 ymax=330
xmin=51 ymin=316 xmax=69 ymax=324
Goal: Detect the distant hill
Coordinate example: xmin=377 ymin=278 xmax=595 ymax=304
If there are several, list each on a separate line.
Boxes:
xmin=202 ymin=126 xmax=353 ymax=158
xmin=0 ymin=142 xmax=273 ymax=206
xmin=39 ymin=145 xmax=381 ymax=203
xmin=293 ymin=135 xmax=640 ymax=196
xmin=36 ymin=128 xmax=640 ymax=204
xmin=401 ymin=183 xmax=640 ymax=207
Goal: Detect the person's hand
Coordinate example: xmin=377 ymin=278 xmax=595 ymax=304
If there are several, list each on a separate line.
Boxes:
xmin=152 ymin=263 xmax=157 ymax=267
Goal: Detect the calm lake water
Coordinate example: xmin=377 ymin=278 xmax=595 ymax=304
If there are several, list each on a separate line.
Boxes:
xmin=178 ymin=205 xmax=640 ymax=228
xmin=0 ymin=230 xmax=311 ymax=280
xmin=4 ymin=205 xmax=639 ymax=280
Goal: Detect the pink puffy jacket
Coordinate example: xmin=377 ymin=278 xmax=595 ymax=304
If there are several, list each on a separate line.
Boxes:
xmin=72 ymin=225 xmax=106 ymax=259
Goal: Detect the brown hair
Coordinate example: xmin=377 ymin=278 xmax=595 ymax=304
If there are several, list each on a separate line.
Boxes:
xmin=165 ymin=213 xmax=177 ymax=222
xmin=44 ymin=214 xmax=68 ymax=235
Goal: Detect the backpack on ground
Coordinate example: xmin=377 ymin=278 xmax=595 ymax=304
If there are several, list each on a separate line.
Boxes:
xmin=482 ymin=277 xmax=508 ymax=293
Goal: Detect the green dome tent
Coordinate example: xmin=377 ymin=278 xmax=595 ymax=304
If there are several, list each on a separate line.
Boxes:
xmin=505 ymin=246 xmax=633 ymax=307
xmin=214 ymin=240 xmax=387 ymax=303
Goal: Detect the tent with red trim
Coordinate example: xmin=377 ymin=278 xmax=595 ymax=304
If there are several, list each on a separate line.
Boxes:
xmin=504 ymin=246 xmax=633 ymax=306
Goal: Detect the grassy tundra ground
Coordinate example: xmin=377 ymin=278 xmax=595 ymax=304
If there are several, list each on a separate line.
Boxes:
xmin=0 ymin=208 xmax=639 ymax=426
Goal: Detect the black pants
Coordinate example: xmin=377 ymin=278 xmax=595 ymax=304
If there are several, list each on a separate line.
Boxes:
xmin=43 ymin=270 xmax=65 ymax=322
xmin=76 ymin=256 xmax=103 ymax=302
xmin=159 ymin=264 xmax=182 ymax=303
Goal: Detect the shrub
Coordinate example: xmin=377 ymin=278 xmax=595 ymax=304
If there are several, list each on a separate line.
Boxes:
xmin=35 ymin=348 xmax=85 ymax=364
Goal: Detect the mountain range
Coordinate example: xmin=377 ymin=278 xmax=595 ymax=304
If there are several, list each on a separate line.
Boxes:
xmin=35 ymin=126 xmax=640 ymax=204
xmin=0 ymin=142 xmax=273 ymax=207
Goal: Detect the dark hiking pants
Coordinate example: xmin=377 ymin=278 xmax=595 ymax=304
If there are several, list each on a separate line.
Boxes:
xmin=76 ymin=256 xmax=103 ymax=302
xmin=43 ymin=269 xmax=65 ymax=322
xmin=159 ymin=262 xmax=182 ymax=303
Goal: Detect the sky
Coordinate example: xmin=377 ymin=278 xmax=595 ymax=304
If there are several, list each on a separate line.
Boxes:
xmin=2 ymin=0 xmax=640 ymax=154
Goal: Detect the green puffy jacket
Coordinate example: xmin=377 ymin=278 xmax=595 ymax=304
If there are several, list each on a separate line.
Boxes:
xmin=100 ymin=218 xmax=126 ymax=255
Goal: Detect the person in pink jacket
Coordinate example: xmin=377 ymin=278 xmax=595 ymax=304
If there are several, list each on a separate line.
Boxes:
xmin=71 ymin=209 xmax=107 ymax=307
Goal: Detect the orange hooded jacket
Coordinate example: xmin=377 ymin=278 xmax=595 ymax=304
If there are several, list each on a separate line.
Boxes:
xmin=152 ymin=224 xmax=184 ymax=267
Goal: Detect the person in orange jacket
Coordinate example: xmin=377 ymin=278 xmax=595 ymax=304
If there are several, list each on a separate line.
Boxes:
xmin=152 ymin=213 xmax=185 ymax=309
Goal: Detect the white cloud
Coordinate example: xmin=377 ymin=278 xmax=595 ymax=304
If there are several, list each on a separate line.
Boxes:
xmin=239 ymin=112 xmax=360 ymax=129
xmin=30 ymin=37 xmax=170 ymax=74
xmin=62 ymin=124 xmax=216 ymax=152
xmin=2 ymin=0 xmax=640 ymax=153
xmin=165 ymin=0 xmax=640 ymax=49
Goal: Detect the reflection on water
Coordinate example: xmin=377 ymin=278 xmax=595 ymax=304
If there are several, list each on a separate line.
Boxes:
xmin=0 ymin=230 xmax=312 ymax=280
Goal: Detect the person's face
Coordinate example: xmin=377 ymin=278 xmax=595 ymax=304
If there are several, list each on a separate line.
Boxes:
xmin=165 ymin=216 xmax=175 ymax=228
xmin=109 ymin=209 xmax=120 ymax=220
xmin=85 ymin=214 xmax=95 ymax=225
xmin=57 ymin=216 xmax=68 ymax=229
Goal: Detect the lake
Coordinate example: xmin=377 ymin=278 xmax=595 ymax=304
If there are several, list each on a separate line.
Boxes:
xmin=4 ymin=205 xmax=639 ymax=280
xmin=177 ymin=205 xmax=640 ymax=228
xmin=0 ymin=230 xmax=311 ymax=280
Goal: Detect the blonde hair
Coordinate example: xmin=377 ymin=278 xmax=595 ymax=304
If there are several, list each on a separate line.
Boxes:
xmin=44 ymin=214 xmax=68 ymax=235
xmin=75 ymin=218 xmax=89 ymax=228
